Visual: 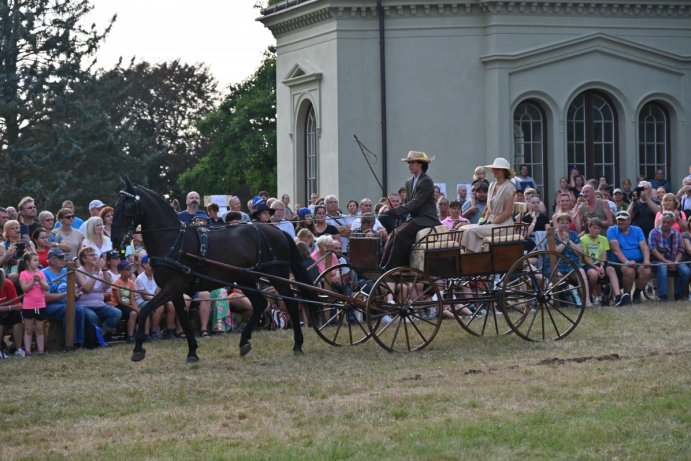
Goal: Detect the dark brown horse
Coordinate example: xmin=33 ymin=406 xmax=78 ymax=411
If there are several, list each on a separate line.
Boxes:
xmin=111 ymin=179 xmax=317 ymax=363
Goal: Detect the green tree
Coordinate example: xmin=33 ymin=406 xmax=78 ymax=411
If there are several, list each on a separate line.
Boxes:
xmin=179 ymin=48 xmax=276 ymax=201
xmin=0 ymin=0 xmax=115 ymax=207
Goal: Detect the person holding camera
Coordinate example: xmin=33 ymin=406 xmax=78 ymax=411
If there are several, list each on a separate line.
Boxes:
xmin=628 ymin=181 xmax=660 ymax=239
xmin=1 ymin=220 xmax=36 ymax=282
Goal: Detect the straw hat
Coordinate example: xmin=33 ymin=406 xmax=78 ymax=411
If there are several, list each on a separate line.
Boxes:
xmin=484 ymin=157 xmax=515 ymax=178
xmin=401 ymin=150 xmax=435 ymax=164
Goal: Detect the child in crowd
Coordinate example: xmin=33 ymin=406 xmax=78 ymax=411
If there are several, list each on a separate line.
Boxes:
xmin=111 ymin=260 xmax=139 ymax=342
xmin=549 ymin=213 xmax=592 ymax=307
xmin=580 ymin=218 xmax=625 ymax=306
xmin=18 ymin=252 xmax=48 ymax=356
xmin=134 ymin=254 xmax=174 ymax=340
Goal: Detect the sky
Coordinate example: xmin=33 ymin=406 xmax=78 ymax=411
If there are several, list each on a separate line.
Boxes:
xmin=87 ymin=1 xmax=276 ymax=90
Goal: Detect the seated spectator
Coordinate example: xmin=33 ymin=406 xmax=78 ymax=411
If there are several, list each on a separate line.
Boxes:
xmin=81 ymin=216 xmax=113 ymax=258
xmin=677 ymin=175 xmax=691 ymax=216
xmin=111 ymin=260 xmax=139 ymax=342
xmin=99 ymin=206 xmax=115 ymax=238
xmin=103 ymin=250 xmax=122 ymax=284
xmin=206 ymin=203 xmax=224 ymax=227
xmin=441 ymin=200 xmax=469 ymax=230
xmin=75 ymin=247 xmax=122 ymax=341
xmin=295 ymin=207 xmax=313 ymax=234
xmin=251 ymin=200 xmax=273 ymax=223
xmin=650 ymin=168 xmax=671 ymax=193
xmin=270 ymin=200 xmax=296 ymax=239
xmin=580 ymin=218 xmax=624 ymax=306
xmin=31 ymin=228 xmax=53 ymax=268
xmin=352 ymin=199 xmax=388 ymax=236
xmin=311 ymin=235 xmax=340 ymax=276
xmin=51 ymin=208 xmax=84 ymax=259
xmin=0 ymin=268 xmax=23 ymax=355
xmin=523 ymin=196 xmax=549 ymax=252
xmin=310 ymin=205 xmax=339 ymax=238
xmin=552 ymin=192 xmax=578 ymax=232
xmin=608 ymin=210 xmax=652 ymax=304
xmin=228 ymin=196 xmax=251 ymax=223
xmin=296 ymin=228 xmax=316 ymax=252
xmin=655 ymin=193 xmax=688 ymax=234
xmin=134 ymin=254 xmax=174 ymax=339
xmin=514 ymin=164 xmax=537 ymax=191
xmin=78 ymin=200 xmax=106 ymax=235
xmin=546 ymin=213 xmax=591 ymax=307
xmin=125 ymin=225 xmax=145 ymax=264
xmin=648 ymin=211 xmax=690 ymax=301
xmin=224 ymin=211 xmax=243 ymax=225
xmin=437 ymin=196 xmax=450 ymax=221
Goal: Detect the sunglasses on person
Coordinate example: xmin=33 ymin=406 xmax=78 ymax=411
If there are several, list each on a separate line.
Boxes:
xmin=63 ymin=215 xmax=74 ymax=219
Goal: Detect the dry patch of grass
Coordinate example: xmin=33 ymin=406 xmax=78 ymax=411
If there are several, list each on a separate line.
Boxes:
xmin=1 ymin=301 xmax=689 ymax=460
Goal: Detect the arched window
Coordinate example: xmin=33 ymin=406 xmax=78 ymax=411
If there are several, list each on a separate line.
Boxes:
xmin=304 ymin=105 xmax=317 ymax=202
xmin=638 ymin=102 xmax=670 ymax=181
xmin=513 ymin=100 xmax=547 ymax=194
xmin=567 ymin=91 xmax=618 ymax=184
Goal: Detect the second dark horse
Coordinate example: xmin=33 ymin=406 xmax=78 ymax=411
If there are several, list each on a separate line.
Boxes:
xmin=111 ymin=179 xmax=317 ymax=363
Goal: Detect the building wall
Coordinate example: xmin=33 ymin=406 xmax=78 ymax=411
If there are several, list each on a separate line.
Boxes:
xmin=261 ymin=1 xmax=691 ymax=205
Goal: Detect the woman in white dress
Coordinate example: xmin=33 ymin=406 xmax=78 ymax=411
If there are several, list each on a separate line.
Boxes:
xmin=460 ymin=157 xmax=516 ymax=253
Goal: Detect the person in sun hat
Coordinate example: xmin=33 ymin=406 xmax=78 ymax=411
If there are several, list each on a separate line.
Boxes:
xmin=380 ymin=150 xmax=440 ymax=270
xmin=460 ymin=157 xmax=517 ymax=253
xmin=251 ymin=200 xmax=274 ymax=223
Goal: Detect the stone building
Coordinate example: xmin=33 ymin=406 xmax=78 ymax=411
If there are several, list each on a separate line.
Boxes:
xmin=260 ymin=0 xmax=691 ymax=206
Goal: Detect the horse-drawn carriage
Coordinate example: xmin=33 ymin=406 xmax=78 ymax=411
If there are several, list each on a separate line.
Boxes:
xmin=310 ymin=219 xmax=586 ymax=352
xmin=113 ymin=180 xmax=586 ymax=362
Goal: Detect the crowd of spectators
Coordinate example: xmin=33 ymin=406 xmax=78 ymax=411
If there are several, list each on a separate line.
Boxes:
xmin=2 ymin=164 xmax=690 ymax=359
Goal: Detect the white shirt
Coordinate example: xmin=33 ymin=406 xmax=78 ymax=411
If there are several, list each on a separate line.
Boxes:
xmin=273 ymin=219 xmax=296 ymax=239
xmin=135 ymin=272 xmax=158 ymax=305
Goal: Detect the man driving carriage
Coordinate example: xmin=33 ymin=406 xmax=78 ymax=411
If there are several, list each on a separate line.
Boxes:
xmin=380 ymin=151 xmax=440 ymax=270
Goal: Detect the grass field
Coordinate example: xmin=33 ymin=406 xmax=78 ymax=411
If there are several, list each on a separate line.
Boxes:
xmin=1 ymin=301 xmax=689 ymax=460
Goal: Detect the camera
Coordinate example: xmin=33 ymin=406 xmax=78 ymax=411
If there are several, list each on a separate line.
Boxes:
xmin=634 ymin=186 xmax=645 ymax=194
xmin=15 ymin=242 xmax=25 ymax=258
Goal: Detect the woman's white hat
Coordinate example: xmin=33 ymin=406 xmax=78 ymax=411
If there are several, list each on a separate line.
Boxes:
xmin=484 ymin=157 xmax=515 ymax=178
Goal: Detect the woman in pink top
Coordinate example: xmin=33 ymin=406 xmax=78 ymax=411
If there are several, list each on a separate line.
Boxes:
xmin=310 ymin=235 xmax=340 ymax=276
xmin=654 ymin=193 xmax=688 ymax=234
xmin=18 ymin=252 xmax=48 ymax=355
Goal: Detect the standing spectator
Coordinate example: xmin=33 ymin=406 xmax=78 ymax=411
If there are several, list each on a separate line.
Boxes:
xmin=99 ymin=206 xmax=115 ymax=238
xmin=621 ymin=178 xmax=634 ymax=204
xmin=648 ymin=211 xmax=690 ymax=301
xmin=612 ymin=188 xmax=627 ymax=212
xmin=82 ymin=217 xmax=113 ymax=258
xmin=575 ymin=184 xmax=613 ymax=235
xmin=0 ymin=207 xmax=8 ymax=242
xmin=677 ymin=175 xmax=691 ymax=216
xmin=345 ymin=200 xmax=359 ymax=219
xmin=42 ymin=248 xmax=89 ymax=347
xmin=473 ymin=166 xmax=488 ymax=185
xmin=281 ymin=194 xmax=294 ymax=221
xmin=75 ymin=247 xmax=122 ymax=341
xmin=5 ymin=207 xmax=17 ymax=221
xmin=523 ymin=195 xmax=550 ymax=251
xmin=178 ymin=191 xmax=202 ymax=224
xmin=228 ymin=196 xmax=251 ymax=222
xmin=17 ymin=197 xmax=39 ymax=240
xmin=295 ymin=207 xmax=313 ymax=234
xmin=608 ymin=210 xmax=652 ymax=304
xmin=324 ymin=195 xmax=351 ymax=252
xmin=0 ymin=268 xmax=23 ymax=355
xmin=51 ymin=208 xmax=84 ymax=259
xmin=554 ymin=177 xmax=577 ymax=211
xmin=552 ymin=193 xmax=579 ymax=232
xmin=650 ymin=168 xmax=671 ymax=193
xmin=18 ymin=252 xmax=48 ymax=355
xmin=514 ymin=164 xmax=537 ymax=191
xmin=251 ymin=200 xmax=274 ymax=223
xmin=655 ymin=187 xmax=666 ymax=202
xmin=310 ymin=205 xmax=339 ymax=238
xmin=111 ymin=260 xmax=139 ymax=343
xmin=462 ymin=181 xmax=488 ymax=224
xmin=31 ymin=229 xmax=53 ymax=268
xmin=53 ymin=200 xmax=84 ymax=230
xmin=351 ymin=198 xmax=386 ymax=235
xmin=628 ymin=181 xmax=660 ymax=240
xmin=78 ymin=200 xmax=105 ymax=235
xmin=568 ymin=166 xmax=584 ymax=193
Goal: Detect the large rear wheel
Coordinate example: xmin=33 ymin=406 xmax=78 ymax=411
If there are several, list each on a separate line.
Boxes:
xmin=501 ymin=251 xmax=585 ymax=341
xmin=366 ymin=267 xmax=443 ymax=352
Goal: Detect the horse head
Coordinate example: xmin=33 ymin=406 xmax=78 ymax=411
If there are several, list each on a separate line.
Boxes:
xmin=112 ymin=176 xmax=142 ymax=249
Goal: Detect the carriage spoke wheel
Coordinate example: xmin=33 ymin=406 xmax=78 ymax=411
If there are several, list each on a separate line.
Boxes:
xmin=366 ymin=267 xmax=443 ymax=352
xmin=310 ymin=263 xmax=371 ymax=346
xmin=446 ymin=274 xmax=513 ymax=337
xmin=501 ymin=250 xmax=585 ymax=341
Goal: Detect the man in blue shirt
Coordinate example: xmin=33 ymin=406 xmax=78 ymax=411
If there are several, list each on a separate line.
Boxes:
xmin=607 ymin=210 xmax=652 ymax=305
xmin=42 ymin=248 xmax=89 ymax=347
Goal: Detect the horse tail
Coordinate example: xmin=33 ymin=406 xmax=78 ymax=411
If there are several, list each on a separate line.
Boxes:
xmin=284 ymin=231 xmax=320 ymax=306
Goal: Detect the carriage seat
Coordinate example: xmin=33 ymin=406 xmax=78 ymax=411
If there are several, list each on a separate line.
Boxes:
xmin=410 ymin=225 xmax=460 ymax=270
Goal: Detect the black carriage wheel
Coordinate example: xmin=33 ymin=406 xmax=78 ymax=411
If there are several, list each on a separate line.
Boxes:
xmin=366 ymin=267 xmax=443 ymax=352
xmin=445 ymin=274 xmax=513 ymax=337
xmin=501 ymin=250 xmax=585 ymax=341
xmin=310 ymin=263 xmax=371 ymax=346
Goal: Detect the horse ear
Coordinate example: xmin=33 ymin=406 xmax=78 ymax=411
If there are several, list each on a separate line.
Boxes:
xmin=123 ymin=176 xmax=134 ymax=190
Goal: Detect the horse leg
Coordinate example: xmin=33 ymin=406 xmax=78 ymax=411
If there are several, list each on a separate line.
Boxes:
xmin=131 ymin=303 xmax=155 ymax=362
xmin=238 ymin=289 xmax=267 ymax=357
xmin=275 ymin=282 xmax=304 ymax=356
xmin=172 ymin=296 xmax=199 ymax=363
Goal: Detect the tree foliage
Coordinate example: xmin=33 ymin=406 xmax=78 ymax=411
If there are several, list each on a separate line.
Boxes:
xmin=179 ymin=48 xmax=277 ymax=201
xmin=0 ymin=0 xmax=115 ymax=208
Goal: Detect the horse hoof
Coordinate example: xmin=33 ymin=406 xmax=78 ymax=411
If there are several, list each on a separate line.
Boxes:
xmin=240 ymin=343 xmax=252 ymax=357
xmin=131 ymin=351 xmax=146 ymax=362
xmin=293 ymin=348 xmax=304 ymax=356
xmin=186 ymin=355 xmax=199 ymax=364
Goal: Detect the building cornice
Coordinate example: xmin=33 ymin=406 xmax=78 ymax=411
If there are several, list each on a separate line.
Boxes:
xmin=260 ymin=1 xmax=691 ymax=36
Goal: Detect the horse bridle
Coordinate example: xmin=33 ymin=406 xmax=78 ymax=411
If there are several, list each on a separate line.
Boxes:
xmin=114 ymin=187 xmax=143 ymax=251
